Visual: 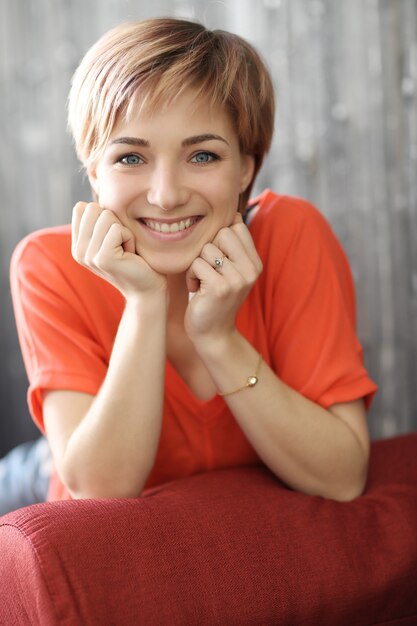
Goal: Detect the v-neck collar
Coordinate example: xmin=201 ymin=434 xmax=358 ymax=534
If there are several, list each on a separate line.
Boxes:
xmin=165 ymin=359 xmax=227 ymax=423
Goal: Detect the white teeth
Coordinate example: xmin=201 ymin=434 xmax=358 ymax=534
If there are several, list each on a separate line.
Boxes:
xmin=143 ymin=217 xmax=198 ymax=233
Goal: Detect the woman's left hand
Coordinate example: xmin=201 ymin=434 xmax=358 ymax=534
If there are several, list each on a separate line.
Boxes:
xmin=184 ymin=213 xmax=262 ymax=347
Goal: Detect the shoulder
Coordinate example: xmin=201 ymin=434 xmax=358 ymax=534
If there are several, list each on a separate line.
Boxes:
xmin=250 ymin=190 xmax=350 ymax=264
xmin=10 ymin=224 xmax=121 ymax=314
xmin=248 ymin=189 xmax=337 ymax=246
xmin=249 ymin=190 xmax=355 ymax=300
xmin=11 ymin=225 xmax=72 ymax=277
xmin=10 ymin=225 xmax=103 ymax=304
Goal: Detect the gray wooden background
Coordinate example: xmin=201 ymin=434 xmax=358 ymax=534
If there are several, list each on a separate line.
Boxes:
xmin=0 ymin=0 xmax=416 ymax=456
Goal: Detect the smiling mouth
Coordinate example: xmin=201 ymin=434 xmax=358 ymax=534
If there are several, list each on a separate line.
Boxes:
xmin=139 ymin=216 xmax=202 ymax=233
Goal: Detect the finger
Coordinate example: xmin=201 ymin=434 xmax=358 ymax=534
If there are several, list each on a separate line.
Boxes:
xmin=215 ymin=224 xmax=262 ymax=274
xmin=199 ymin=243 xmax=230 ymax=273
xmin=71 ymin=202 xmax=88 ymax=255
xmin=199 ymin=243 xmax=250 ymax=297
xmin=231 ymin=212 xmax=244 ymax=226
xmin=185 ymin=269 xmax=200 ymax=293
xmin=186 ymin=255 xmax=220 ymax=292
xmin=93 ymin=213 xmax=136 ymax=261
xmin=230 ymin=221 xmax=261 ymax=266
xmin=211 ymin=229 xmax=252 ymax=269
xmin=92 ymin=209 xmax=135 ymax=254
xmin=73 ymin=202 xmax=103 ymax=259
xmin=93 ymin=222 xmax=138 ymax=272
xmin=101 ymin=221 xmax=136 ymax=257
xmin=227 ymin=212 xmax=260 ymax=266
xmin=210 ymin=232 xmax=261 ymax=287
xmin=84 ymin=209 xmax=121 ymax=263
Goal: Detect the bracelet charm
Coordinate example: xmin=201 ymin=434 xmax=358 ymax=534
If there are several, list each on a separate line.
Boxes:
xmin=218 ymin=353 xmax=262 ymax=397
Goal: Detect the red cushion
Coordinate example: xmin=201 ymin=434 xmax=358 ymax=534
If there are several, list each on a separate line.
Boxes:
xmin=1 ymin=434 xmax=417 ymax=626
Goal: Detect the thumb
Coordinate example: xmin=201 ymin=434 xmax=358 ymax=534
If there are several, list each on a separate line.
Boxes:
xmin=185 ymin=264 xmax=200 ymax=293
xmin=121 ymin=226 xmax=136 ymax=254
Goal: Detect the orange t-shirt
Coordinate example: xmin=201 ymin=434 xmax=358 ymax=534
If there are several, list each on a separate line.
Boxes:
xmin=10 ymin=191 xmax=377 ymax=500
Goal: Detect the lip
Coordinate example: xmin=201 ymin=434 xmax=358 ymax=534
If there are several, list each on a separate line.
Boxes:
xmin=137 ymin=215 xmax=203 ymax=241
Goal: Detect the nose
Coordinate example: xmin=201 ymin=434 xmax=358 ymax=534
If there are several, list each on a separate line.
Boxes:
xmin=146 ymin=162 xmax=190 ymax=212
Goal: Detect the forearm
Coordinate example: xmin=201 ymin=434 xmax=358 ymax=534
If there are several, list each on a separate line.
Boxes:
xmin=195 ymin=332 xmax=368 ymax=501
xmin=64 ymin=295 xmax=167 ymax=499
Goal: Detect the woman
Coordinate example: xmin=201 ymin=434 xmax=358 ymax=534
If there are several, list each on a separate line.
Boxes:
xmin=11 ymin=17 xmax=377 ymax=504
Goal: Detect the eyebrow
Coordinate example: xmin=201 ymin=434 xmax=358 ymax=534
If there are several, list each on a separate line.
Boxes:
xmin=182 ymin=134 xmax=229 ymax=147
xmin=109 ymin=133 xmax=229 ymax=148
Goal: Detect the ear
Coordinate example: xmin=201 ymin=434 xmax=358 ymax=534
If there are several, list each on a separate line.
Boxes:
xmin=240 ymin=154 xmax=255 ymax=193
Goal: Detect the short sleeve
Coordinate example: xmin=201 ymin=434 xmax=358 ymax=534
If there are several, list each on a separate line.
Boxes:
xmin=253 ymin=194 xmax=377 ymax=409
xmin=10 ymin=230 xmax=113 ymax=431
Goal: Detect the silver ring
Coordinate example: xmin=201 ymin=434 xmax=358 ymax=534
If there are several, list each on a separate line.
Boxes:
xmin=214 ymin=255 xmax=226 ymax=270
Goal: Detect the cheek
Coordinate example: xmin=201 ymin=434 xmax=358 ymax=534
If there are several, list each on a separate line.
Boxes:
xmin=210 ymin=171 xmax=241 ymax=203
xmin=97 ymin=174 xmax=135 ymax=212
xmin=217 ymin=183 xmax=241 ymax=218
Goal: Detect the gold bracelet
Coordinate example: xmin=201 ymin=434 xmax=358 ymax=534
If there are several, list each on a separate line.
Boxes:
xmin=218 ymin=352 xmax=263 ymax=397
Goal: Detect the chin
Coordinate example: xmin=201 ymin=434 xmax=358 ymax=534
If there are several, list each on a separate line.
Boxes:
xmin=141 ymin=253 xmax=193 ymax=277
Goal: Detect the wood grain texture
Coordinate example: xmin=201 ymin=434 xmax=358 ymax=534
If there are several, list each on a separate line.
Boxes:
xmin=1 ymin=0 xmax=416 ymax=453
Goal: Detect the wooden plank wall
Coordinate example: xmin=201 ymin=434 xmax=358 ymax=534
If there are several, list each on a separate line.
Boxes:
xmin=0 ymin=0 xmax=416 ymax=454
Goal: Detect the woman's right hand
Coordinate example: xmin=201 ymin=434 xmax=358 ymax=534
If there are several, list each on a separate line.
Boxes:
xmin=72 ymin=201 xmax=167 ymax=300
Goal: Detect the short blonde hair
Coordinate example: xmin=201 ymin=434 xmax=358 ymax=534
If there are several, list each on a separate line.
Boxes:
xmin=68 ymin=17 xmax=275 ymax=207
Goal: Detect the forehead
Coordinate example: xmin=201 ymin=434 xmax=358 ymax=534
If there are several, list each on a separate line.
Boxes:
xmin=114 ymin=87 xmax=236 ymax=140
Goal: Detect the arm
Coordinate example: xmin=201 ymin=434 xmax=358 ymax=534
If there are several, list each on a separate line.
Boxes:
xmin=185 ymin=213 xmax=370 ymax=501
xmin=44 ymin=203 xmax=168 ymax=499
xmin=194 ymin=333 xmax=369 ymax=501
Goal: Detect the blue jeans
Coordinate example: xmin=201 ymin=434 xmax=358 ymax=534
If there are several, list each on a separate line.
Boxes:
xmin=0 ymin=436 xmax=51 ymax=516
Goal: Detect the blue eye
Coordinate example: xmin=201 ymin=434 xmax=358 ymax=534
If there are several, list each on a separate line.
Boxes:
xmin=119 ymin=154 xmax=143 ymax=166
xmin=191 ymin=151 xmax=218 ymax=164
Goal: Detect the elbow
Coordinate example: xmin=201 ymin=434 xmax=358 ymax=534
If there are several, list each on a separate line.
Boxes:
xmin=328 ymin=481 xmax=366 ymax=503
xmin=321 ymin=438 xmax=370 ymax=502
xmin=69 ymin=487 xmax=144 ymax=501
xmin=66 ymin=476 xmax=146 ymax=500
xmin=322 ymin=464 xmax=369 ymax=503
xmin=61 ymin=459 xmax=149 ymax=500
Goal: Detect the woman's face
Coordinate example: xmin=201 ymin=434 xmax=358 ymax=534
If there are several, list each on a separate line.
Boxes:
xmin=88 ymin=90 xmax=254 ymax=275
